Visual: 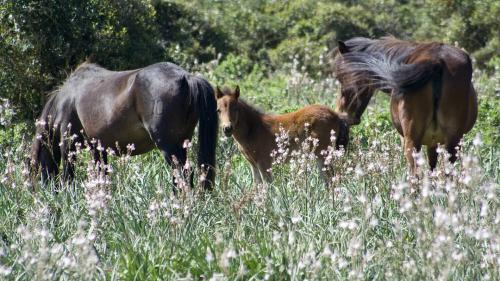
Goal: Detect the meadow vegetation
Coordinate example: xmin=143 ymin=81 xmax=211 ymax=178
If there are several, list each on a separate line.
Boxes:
xmin=0 ymin=0 xmax=499 ymax=280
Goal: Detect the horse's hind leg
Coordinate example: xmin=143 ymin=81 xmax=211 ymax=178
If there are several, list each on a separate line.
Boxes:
xmin=427 ymin=146 xmax=438 ymax=170
xmin=39 ymin=141 xmax=61 ymax=182
xmin=61 ymin=141 xmax=76 ymax=181
xmin=35 ymin=126 xmax=62 ymax=182
xmin=60 ymin=121 xmax=84 ymax=181
xmin=446 ymin=138 xmax=461 ymax=164
xmin=403 ymin=136 xmax=422 ymax=176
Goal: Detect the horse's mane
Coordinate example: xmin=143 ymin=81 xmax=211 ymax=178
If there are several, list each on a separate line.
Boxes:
xmin=41 ymin=61 xmax=106 ymax=121
xmin=341 ymin=36 xmax=417 ymax=58
xmin=334 ymin=36 xmax=441 ymax=94
xmin=73 ymin=61 xmax=106 ymax=73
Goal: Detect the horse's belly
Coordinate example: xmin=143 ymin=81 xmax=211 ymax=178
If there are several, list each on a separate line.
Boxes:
xmin=421 ymin=126 xmax=447 ymax=147
xmin=106 ymin=124 xmax=153 ymax=154
xmin=85 ymin=117 xmax=154 ymax=155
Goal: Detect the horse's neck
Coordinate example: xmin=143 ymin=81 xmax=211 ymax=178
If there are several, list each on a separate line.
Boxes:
xmin=233 ymin=103 xmax=273 ymax=149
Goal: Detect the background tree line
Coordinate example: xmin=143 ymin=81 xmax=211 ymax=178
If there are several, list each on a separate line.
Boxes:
xmin=1 ymin=0 xmax=498 ymax=120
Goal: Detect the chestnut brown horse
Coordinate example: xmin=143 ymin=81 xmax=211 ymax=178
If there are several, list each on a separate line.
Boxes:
xmin=31 ymin=61 xmax=218 ymax=190
xmin=332 ymin=36 xmax=477 ymax=175
xmin=215 ymin=86 xmax=349 ymax=185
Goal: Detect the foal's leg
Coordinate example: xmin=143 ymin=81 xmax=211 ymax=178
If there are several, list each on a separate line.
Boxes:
xmin=316 ymin=159 xmax=332 ymax=187
xmin=316 ymin=155 xmax=337 ymax=205
xmin=259 ymin=168 xmax=273 ymax=184
xmin=251 ymin=164 xmax=263 ymax=187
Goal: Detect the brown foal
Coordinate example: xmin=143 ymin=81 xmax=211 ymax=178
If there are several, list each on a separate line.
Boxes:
xmin=215 ymin=86 xmax=349 ymax=185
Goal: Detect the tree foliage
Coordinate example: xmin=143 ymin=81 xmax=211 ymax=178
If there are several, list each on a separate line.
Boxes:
xmin=1 ymin=0 xmax=498 ymax=120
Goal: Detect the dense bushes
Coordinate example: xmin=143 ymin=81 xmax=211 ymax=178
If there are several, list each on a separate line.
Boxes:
xmin=0 ymin=0 xmax=229 ymax=118
xmin=0 ymin=0 xmax=160 ymax=118
xmin=1 ymin=0 xmax=499 ymax=120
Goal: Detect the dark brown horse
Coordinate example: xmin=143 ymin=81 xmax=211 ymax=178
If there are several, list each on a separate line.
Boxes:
xmin=31 ymin=61 xmax=218 ymax=190
xmin=215 ymin=86 xmax=348 ymax=185
xmin=332 ymin=36 xmax=477 ymax=174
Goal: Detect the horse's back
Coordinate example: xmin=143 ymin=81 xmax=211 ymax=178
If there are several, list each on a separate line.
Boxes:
xmin=132 ymin=62 xmax=192 ymax=117
xmin=270 ymin=105 xmax=343 ymax=147
xmin=66 ymin=65 xmax=142 ymax=147
xmin=271 ymin=105 xmax=338 ymax=126
xmin=132 ymin=63 xmax=199 ymax=142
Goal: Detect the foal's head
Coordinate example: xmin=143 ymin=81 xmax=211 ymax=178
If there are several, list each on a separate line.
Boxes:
xmin=215 ymin=86 xmax=240 ymax=137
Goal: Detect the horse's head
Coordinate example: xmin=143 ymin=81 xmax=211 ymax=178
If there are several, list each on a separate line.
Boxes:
xmin=215 ymin=85 xmax=240 ymax=137
xmin=334 ymin=40 xmax=375 ymax=126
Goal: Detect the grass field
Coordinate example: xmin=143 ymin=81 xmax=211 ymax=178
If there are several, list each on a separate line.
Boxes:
xmin=0 ymin=61 xmax=498 ymax=280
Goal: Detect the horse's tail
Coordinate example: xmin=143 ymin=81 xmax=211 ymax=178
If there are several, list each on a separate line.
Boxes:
xmin=337 ymin=52 xmax=443 ymax=95
xmin=391 ymin=59 xmax=444 ymax=123
xmin=391 ymin=59 xmax=443 ymax=96
xmin=184 ymin=75 xmax=218 ymax=190
xmin=31 ymin=93 xmax=61 ymax=180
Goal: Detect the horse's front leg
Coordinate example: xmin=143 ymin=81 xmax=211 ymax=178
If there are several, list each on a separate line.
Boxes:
xmin=157 ymin=143 xmax=190 ymax=192
xmin=91 ymin=146 xmax=108 ymax=175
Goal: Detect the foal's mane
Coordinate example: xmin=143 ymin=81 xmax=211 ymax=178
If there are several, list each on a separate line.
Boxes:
xmin=237 ymin=99 xmax=264 ymax=119
xmin=219 ymin=87 xmax=264 ymax=119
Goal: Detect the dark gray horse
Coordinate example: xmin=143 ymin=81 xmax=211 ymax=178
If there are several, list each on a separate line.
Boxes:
xmin=31 ymin=61 xmax=218 ymax=190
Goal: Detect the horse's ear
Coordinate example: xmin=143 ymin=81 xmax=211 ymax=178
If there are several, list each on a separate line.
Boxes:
xmin=215 ymin=85 xmax=223 ymax=99
xmin=234 ymin=85 xmax=240 ymax=99
xmin=338 ymin=41 xmax=349 ymax=54
xmin=179 ymin=75 xmax=189 ymax=93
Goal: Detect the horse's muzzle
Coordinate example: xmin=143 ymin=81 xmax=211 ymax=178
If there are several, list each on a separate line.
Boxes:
xmin=223 ymin=126 xmax=233 ymax=137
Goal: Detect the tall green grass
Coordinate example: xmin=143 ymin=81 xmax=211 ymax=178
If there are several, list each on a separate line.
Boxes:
xmin=0 ymin=60 xmax=498 ymax=280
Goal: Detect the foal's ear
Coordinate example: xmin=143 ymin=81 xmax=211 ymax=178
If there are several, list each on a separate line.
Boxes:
xmin=215 ymin=85 xmax=224 ymax=99
xmin=234 ymin=85 xmax=240 ymax=99
xmin=338 ymin=40 xmax=349 ymax=54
